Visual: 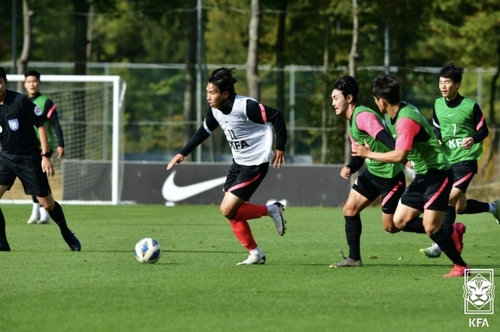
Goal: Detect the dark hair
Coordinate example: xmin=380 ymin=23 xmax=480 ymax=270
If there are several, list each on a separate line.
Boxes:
xmin=439 ymin=63 xmax=463 ymax=83
xmin=371 ymin=74 xmax=400 ymax=105
xmin=24 ymin=69 xmax=41 ymax=80
xmin=208 ymin=67 xmax=237 ymax=96
xmin=333 ymin=75 xmax=359 ymax=103
xmin=0 ymin=67 xmax=7 ymax=82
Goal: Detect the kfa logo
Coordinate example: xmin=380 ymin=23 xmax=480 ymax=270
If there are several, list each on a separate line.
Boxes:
xmin=463 ymin=269 xmax=495 ymax=315
xmin=227 ymin=129 xmax=249 ymax=150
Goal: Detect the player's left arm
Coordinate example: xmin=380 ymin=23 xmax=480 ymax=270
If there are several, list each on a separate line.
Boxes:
xmin=37 ymin=125 xmax=55 ymax=177
xmin=46 ymin=99 xmax=65 ymax=158
xmin=467 ymin=104 xmax=489 ymax=147
xmin=246 ymin=100 xmax=287 ymax=168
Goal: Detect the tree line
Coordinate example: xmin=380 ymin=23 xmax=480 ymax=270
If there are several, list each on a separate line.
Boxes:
xmin=1 ymin=0 xmax=499 ymax=164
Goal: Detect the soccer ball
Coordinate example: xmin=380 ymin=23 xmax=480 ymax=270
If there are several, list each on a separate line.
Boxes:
xmin=134 ymin=237 xmax=161 ymax=264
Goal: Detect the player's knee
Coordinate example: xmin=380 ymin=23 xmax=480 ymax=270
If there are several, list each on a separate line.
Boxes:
xmin=220 ymin=206 xmax=234 ymax=219
xmin=343 ymin=205 xmax=357 ymax=216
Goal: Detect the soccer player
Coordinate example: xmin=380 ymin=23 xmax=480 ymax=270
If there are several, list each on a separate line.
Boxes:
xmin=420 ymin=63 xmax=499 ymax=258
xmin=24 ymin=70 xmax=65 ymax=224
xmin=0 ymin=67 xmax=80 ymax=252
xmin=352 ymin=73 xmax=469 ymax=277
xmin=166 ymin=67 xmax=287 ymax=265
xmin=329 ymin=76 xmax=427 ymax=268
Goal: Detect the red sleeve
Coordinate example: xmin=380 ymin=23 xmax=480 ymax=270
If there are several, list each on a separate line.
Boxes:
xmin=395 ymin=118 xmax=420 ymax=151
xmin=355 ymin=112 xmax=384 ymax=139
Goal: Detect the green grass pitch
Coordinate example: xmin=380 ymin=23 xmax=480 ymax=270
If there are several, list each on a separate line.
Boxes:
xmin=0 ymin=204 xmax=498 ymax=331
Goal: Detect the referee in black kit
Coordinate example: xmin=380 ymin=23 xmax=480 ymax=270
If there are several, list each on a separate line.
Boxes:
xmin=0 ymin=67 xmax=80 ymax=252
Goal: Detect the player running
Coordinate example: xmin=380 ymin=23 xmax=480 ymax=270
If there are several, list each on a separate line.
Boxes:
xmin=353 ymin=73 xmax=469 ymax=277
xmin=329 ymin=75 xmax=427 ymax=268
xmin=167 ymin=67 xmax=287 ymax=265
xmin=420 ymin=63 xmax=499 ymax=258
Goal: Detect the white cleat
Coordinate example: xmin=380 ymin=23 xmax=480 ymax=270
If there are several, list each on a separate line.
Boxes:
xmin=37 ymin=207 xmax=51 ymax=224
xmin=236 ymin=254 xmax=266 ymax=265
xmin=269 ymin=202 xmax=287 ymax=236
xmin=27 ymin=214 xmax=40 ymax=224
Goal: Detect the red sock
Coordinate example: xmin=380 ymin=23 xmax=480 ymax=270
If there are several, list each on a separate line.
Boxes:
xmin=229 ymin=219 xmax=257 ymax=250
xmin=233 ymin=203 xmax=268 ymax=221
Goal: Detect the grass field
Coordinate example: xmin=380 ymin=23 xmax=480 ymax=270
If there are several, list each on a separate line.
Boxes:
xmin=0 ymin=204 xmax=498 ymax=332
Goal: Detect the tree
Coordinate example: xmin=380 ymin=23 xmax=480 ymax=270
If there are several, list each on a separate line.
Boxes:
xmin=16 ymin=0 xmax=33 ymax=92
xmin=246 ymin=0 xmax=261 ymax=99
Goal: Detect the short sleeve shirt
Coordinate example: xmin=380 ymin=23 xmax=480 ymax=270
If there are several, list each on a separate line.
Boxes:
xmin=0 ymin=90 xmax=47 ymax=154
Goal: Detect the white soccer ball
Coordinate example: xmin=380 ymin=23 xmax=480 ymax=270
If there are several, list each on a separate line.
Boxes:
xmin=134 ymin=237 xmax=161 ymax=264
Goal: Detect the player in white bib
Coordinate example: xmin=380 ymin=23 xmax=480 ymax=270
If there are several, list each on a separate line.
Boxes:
xmin=167 ymin=67 xmax=288 ymax=265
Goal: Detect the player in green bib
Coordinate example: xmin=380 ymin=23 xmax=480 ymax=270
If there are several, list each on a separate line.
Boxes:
xmin=329 ymin=76 xmax=426 ymax=268
xmin=352 ymin=74 xmax=469 ymax=277
xmin=24 ymin=70 xmax=65 ymax=224
xmin=420 ymin=63 xmax=499 ymax=258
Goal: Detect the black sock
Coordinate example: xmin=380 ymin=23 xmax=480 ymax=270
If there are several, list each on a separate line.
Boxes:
xmin=460 ymin=200 xmax=489 ymax=214
xmin=32 ymin=196 xmax=39 ymax=204
xmin=0 ymin=208 xmax=8 ymax=246
xmin=430 ymin=227 xmax=467 ymax=266
xmin=345 ymin=215 xmax=362 ymax=261
xmin=401 ymin=217 xmax=426 ymax=233
xmin=442 ymin=206 xmax=456 ymax=235
xmin=48 ymin=202 xmax=70 ymax=233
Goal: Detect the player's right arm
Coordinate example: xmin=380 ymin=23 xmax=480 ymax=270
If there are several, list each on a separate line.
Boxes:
xmin=166 ymin=107 xmax=219 ymax=170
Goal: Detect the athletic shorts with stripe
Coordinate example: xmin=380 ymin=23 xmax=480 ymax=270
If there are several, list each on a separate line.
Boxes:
xmin=353 ymin=169 xmax=406 ymax=214
xmin=400 ymin=168 xmax=453 ymax=211
xmin=224 ymin=161 xmax=269 ymax=201
xmin=451 ymin=160 xmax=477 ymax=193
xmin=0 ymin=151 xmax=51 ymax=197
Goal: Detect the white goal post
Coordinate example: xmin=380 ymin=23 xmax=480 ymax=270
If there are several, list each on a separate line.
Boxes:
xmin=5 ymin=74 xmax=127 ymax=205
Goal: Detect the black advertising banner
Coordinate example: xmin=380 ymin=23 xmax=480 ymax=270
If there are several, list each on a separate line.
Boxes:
xmin=121 ymin=162 xmax=349 ymax=207
xmin=62 ymin=161 xmax=350 ymax=206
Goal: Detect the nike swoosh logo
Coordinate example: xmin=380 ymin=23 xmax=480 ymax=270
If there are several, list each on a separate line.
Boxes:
xmin=162 ymin=170 xmax=226 ymax=202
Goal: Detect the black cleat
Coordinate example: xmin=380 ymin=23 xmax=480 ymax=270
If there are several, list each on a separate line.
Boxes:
xmin=62 ymin=231 xmax=81 ymax=251
xmin=0 ymin=244 xmax=11 ymax=252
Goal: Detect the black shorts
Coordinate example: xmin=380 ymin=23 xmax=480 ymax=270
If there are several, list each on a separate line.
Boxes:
xmin=0 ymin=151 xmax=51 ymax=197
xmin=401 ymin=168 xmax=453 ymax=211
xmin=353 ymin=169 xmax=406 ymax=214
xmin=452 ymin=160 xmax=477 ymax=192
xmin=224 ymin=161 xmax=269 ymax=201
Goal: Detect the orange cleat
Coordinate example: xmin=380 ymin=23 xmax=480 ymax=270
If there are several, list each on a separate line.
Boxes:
xmin=443 ymin=264 xmax=470 ymax=278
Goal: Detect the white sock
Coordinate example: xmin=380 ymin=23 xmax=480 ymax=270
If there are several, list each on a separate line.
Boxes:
xmin=31 ymin=203 xmax=40 ymax=215
xmin=249 ymin=247 xmax=263 ymax=257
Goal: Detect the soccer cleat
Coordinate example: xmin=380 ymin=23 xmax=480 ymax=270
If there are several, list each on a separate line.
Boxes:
xmin=236 ymin=254 xmax=266 ymax=265
xmin=61 ymin=231 xmax=81 ymax=251
xmin=451 ymin=222 xmax=466 ymax=254
xmin=329 ymin=257 xmax=362 ymax=268
xmin=443 ymin=264 xmax=470 ymax=278
xmin=491 ymin=199 xmax=500 ymax=225
xmin=37 ymin=207 xmax=51 ymax=224
xmin=269 ymin=202 xmax=287 ymax=236
xmin=27 ymin=214 xmax=40 ymax=224
xmin=419 ymin=243 xmax=442 ymax=258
